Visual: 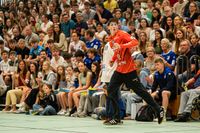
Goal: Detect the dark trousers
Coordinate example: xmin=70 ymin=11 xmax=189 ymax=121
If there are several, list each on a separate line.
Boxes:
xmin=107 ymin=70 xmax=160 ymax=120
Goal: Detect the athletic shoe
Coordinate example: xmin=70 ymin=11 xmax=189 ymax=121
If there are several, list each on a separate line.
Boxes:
xmin=157 ymin=107 xmax=164 ymax=124
xmin=103 ymin=119 xmax=123 ymax=125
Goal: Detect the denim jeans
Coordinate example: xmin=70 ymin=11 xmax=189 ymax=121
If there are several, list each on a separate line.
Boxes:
xmin=33 ymin=104 xmax=57 ymax=115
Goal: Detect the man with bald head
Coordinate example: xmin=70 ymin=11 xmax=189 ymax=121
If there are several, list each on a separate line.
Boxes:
xmin=160 ymin=6 xmax=177 ymax=29
xmin=24 ymin=25 xmax=39 ymax=49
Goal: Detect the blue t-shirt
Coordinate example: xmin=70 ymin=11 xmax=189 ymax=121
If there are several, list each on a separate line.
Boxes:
xmin=29 ymin=45 xmax=44 ymax=59
xmin=84 ymin=55 xmax=101 ymax=70
xmin=161 ymin=50 xmax=176 ymax=67
xmin=86 ymin=38 xmax=101 ymax=49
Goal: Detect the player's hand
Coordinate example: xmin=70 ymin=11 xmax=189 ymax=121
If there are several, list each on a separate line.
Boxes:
xmin=109 ymin=60 xmax=114 ymax=67
xmin=112 ymin=43 xmax=120 ymax=50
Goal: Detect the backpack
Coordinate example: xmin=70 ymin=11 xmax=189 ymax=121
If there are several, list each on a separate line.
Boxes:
xmin=135 ymin=105 xmax=156 ymax=122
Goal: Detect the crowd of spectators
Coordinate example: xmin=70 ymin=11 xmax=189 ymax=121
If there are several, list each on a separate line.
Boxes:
xmin=0 ymin=0 xmax=199 ymax=123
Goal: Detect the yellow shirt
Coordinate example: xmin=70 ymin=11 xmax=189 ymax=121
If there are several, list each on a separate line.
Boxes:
xmin=103 ymin=0 xmax=118 ymax=13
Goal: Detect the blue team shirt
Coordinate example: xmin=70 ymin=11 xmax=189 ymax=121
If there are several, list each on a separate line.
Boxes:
xmin=84 ymin=55 xmax=101 ymax=70
xmin=153 ymin=67 xmax=176 ymax=92
xmin=86 ymin=38 xmax=101 ymax=49
xmin=161 ymin=50 xmax=176 ymax=67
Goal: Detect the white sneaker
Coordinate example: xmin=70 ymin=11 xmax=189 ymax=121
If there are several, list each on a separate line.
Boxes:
xmin=57 ymin=110 xmax=63 ymax=115
xmin=59 ymin=110 xmax=67 ymax=115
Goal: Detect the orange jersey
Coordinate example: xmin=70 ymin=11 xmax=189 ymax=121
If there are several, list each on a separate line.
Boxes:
xmin=109 ymin=30 xmax=139 ymax=73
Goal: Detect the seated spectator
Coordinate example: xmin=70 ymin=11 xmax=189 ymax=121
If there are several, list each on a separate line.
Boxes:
xmin=3 ymin=60 xmax=30 ymax=112
xmin=40 ymin=14 xmax=53 ymax=33
xmin=69 ymin=62 xmax=92 ymax=116
xmin=95 ymin=23 xmax=108 ymax=42
xmin=152 ymin=29 xmax=164 ymax=54
xmin=32 ymin=82 xmax=58 ymax=115
xmin=189 ymin=33 xmax=200 ymax=56
xmin=55 ymin=65 xmax=68 ymax=115
xmin=43 ymin=26 xmax=54 ymax=45
xmin=50 ymin=47 xmax=66 ymax=72
xmin=145 ymin=47 xmax=159 ymax=74
xmin=53 ymin=23 xmax=68 ymax=54
xmin=85 ymin=29 xmax=101 ymax=50
xmin=175 ymin=69 xmax=200 ymax=122
xmin=16 ymin=39 xmax=30 ymax=60
xmin=24 ymin=25 xmax=39 ymax=49
xmin=151 ymin=58 xmax=177 ymax=121
xmin=94 ymin=3 xmax=113 ymax=24
xmin=0 ymin=74 xmax=7 ymax=97
xmin=60 ymin=13 xmax=76 ymax=38
xmin=75 ymin=12 xmax=88 ymax=39
xmin=27 ymin=39 xmax=44 ymax=62
xmin=187 ymin=2 xmax=199 ymax=22
xmin=36 ymin=61 xmax=57 ymax=89
xmin=122 ymin=59 xmax=151 ymax=119
xmin=84 ymin=48 xmax=101 ymax=70
xmin=0 ymin=40 xmax=10 ymax=58
xmin=160 ymin=38 xmax=176 ymax=70
xmin=68 ymin=32 xmax=86 ymax=55
xmin=7 ymin=39 xmax=18 ymax=52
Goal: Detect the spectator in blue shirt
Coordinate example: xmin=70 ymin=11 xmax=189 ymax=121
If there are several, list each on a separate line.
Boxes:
xmin=28 ymin=39 xmax=44 ymax=62
xmin=85 ymin=29 xmax=101 ymax=50
xmin=84 ymin=48 xmax=101 ymax=70
xmin=151 ymin=58 xmax=177 ymax=120
xmin=160 ymin=38 xmax=176 ymax=70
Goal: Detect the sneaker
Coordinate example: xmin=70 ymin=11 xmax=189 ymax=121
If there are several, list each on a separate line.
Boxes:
xmin=157 ymin=107 xmax=164 ymax=124
xmin=78 ymin=112 xmax=87 ymax=118
xmin=57 ymin=110 xmax=63 ymax=115
xmin=59 ymin=110 xmax=67 ymax=115
xmin=71 ymin=112 xmax=79 ymax=117
xmin=174 ymin=113 xmax=190 ymax=122
xmin=103 ymin=119 xmax=123 ymax=125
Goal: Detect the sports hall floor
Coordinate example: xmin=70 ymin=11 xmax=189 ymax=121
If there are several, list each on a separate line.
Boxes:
xmin=0 ymin=112 xmax=199 ymax=133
